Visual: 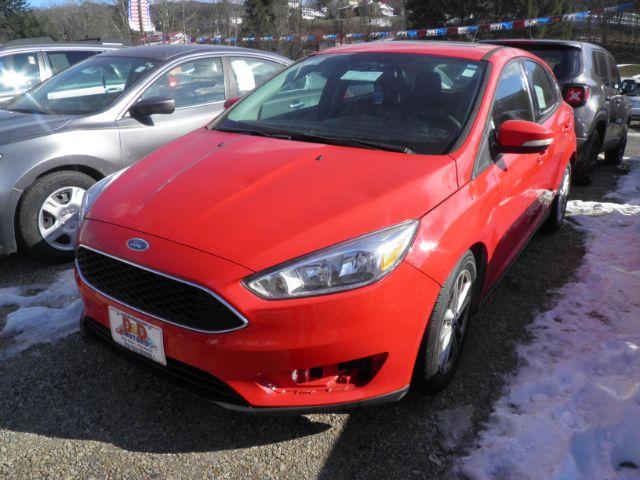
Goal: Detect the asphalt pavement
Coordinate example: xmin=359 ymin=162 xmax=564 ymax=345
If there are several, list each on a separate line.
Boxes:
xmin=0 ymin=133 xmax=638 ymax=479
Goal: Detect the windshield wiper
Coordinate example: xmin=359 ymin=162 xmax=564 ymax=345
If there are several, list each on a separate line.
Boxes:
xmin=216 ymin=126 xmax=292 ymax=140
xmin=217 ymin=125 xmax=414 ymax=154
xmin=286 ymin=132 xmax=414 ymax=154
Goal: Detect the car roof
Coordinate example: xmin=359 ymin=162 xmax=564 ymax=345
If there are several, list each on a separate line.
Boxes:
xmin=317 ymin=41 xmax=501 ymax=61
xmin=0 ymin=43 xmax=122 ymax=52
xmin=100 ymin=44 xmax=291 ymax=63
xmin=478 ymin=39 xmax=589 ymax=50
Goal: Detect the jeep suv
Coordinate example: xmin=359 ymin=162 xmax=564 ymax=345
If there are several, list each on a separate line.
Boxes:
xmin=481 ymin=40 xmax=631 ymax=185
xmin=0 ymin=39 xmax=123 ymax=104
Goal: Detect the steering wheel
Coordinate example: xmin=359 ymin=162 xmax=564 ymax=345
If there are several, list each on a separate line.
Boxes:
xmin=411 ymin=111 xmax=462 ymax=131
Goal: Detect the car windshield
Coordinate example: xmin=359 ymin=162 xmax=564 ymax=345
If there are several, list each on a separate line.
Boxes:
xmin=213 ymin=52 xmax=487 ymax=155
xmin=3 ymin=55 xmax=156 ymax=115
xmin=523 ymin=47 xmax=581 ymax=80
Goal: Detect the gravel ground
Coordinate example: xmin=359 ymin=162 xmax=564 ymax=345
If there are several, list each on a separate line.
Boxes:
xmin=1 ymin=136 xmax=638 ymax=480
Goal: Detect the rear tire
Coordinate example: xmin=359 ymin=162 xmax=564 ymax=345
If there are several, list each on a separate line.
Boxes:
xmin=604 ymin=126 xmax=627 ymax=165
xmin=573 ymin=130 xmax=600 ymax=186
xmin=17 ymin=171 xmax=95 ymax=262
xmin=413 ymin=251 xmax=476 ymax=393
xmin=543 ymin=163 xmax=571 ymax=233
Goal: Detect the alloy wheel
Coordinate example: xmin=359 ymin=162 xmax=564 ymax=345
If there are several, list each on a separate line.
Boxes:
xmin=37 ymin=186 xmax=86 ymax=251
xmin=437 ymin=268 xmax=473 ymax=374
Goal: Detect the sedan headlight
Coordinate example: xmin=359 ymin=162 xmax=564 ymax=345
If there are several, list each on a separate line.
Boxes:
xmin=79 ymin=168 xmax=128 ymax=223
xmin=245 ymin=221 xmax=418 ymax=299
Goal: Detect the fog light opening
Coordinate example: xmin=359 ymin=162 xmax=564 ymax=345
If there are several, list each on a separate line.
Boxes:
xmin=258 ymin=353 xmax=388 ymax=395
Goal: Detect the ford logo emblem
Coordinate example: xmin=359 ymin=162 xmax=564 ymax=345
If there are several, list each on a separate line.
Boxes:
xmin=127 ymin=238 xmax=149 ymax=251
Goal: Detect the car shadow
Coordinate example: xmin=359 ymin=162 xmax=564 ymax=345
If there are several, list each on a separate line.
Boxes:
xmin=0 ymin=332 xmax=331 ymax=454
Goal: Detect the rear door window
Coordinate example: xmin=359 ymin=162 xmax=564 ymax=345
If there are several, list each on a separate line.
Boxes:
xmin=229 ymin=57 xmax=283 ymax=95
xmin=593 ymin=50 xmax=613 ymax=87
xmin=523 ymin=60 xmax=557 ymax=119
xmin=46 ymin=50 xmax=100 ymax=75
xmin=0 ymin=52 xmax=41 ymax=94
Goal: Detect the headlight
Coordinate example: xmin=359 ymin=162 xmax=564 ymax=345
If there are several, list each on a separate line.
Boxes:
xmin=79 ymin=168 xmax=128 ymax=223
xmin=245 ymin=221 xmax=418 ymax=299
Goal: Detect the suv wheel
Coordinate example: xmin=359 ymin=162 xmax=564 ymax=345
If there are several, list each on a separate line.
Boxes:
xmin=573 ymin=130 xmax=600 ymax=186
xmin=604 ymin=126 xmax=627 ymax=164
xmin=17 ymin=171 xmax=95 ymax=262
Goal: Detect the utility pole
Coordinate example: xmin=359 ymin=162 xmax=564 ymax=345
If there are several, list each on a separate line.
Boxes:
xmin=138 ymin=0 xmax=145 ymax=44
xmin=182 ymin=0 xmax=187 ymax=43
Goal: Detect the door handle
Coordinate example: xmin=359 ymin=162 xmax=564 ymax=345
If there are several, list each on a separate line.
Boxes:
xmin=289 ymin=100 xmax=304 ymax=109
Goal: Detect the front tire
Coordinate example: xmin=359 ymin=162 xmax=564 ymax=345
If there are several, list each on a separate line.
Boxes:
xmin=413 ymin=251 xmax=477 ymax=393
xmin=17 ymin=171 xmax=95 ymax=262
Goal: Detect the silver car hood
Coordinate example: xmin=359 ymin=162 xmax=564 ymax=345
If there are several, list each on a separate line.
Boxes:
xmin=0 ymin=110 xmax=74 ymax=145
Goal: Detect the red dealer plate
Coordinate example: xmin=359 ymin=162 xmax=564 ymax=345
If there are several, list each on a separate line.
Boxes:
xmin=109 ymin=307 xmax=166 ymax=366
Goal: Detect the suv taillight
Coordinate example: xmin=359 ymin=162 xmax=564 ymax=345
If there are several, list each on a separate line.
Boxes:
xmin=564 ymin=85 xmax=590 ymax=108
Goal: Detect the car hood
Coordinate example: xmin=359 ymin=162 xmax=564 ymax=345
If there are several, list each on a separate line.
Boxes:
xmin=0 ymin=110 xmax=73 ymax=144
xmin=89 ymin=128 xmax=458 ymax=272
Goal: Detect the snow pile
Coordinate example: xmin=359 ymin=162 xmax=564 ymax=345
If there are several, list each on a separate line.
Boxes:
xmin=0 ymin=269 xmax=81 ymax=358
xmin=460 ymin=160 xmax=640 ymax=480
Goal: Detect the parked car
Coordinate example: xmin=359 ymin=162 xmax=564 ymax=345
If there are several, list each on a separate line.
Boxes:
xmin=622 ymin=78 xmax=640 ymax=122
xmin=0 ymin=45 xmax=290 ymax=261
xmin=481 ymin=39 xmax=631 ymax=185
xmin=0 ymin=38 xmax=123 ymax=104
xmin=75 ymin=41 xmax=576 ymax=413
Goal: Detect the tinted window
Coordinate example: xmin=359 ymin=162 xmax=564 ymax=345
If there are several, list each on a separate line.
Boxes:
xmin=5 ymin=56 xmax=155 ymax=115
xmin=606 ymin=55 xmax=621 ymax=89
xmin=525 ymin=47 xmax=581 ymax=80
xmin=593 ymin=50 xmax=612 ymax=86
xmin=0 ymin=52 xmax=41 ymax=94
xmin=217 ymin=53 xmax=487 ymax=155
xmin=229 ymin=57 xmax=282 ymax=95
xmin=523 ymin=60 xmax=556 ymax=118
xmin=492 ymin=61 xmax=533 ymax=128
xmin=142 ymin=57 xmax=225 ymax=108
xmin=47 ymin=50 xmax=99 ymax=75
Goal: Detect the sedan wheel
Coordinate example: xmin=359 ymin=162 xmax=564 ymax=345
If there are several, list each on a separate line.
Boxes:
xmin=37 ymin=186 xmax=86 ymax=251
xmin=414 ymin=251 xmax=476 ymax=393
xmin=17 ymin=171 xmax=96 ymax=262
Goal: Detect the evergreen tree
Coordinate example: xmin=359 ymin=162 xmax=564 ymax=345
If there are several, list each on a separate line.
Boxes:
xmin=243 ymin=0 xmax=271 ymax=37
xmin=0 ymin=0 xmax=43 ymax=41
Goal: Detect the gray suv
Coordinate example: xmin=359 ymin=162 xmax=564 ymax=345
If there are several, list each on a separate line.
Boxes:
xmin=481 ymin=40 xmax=631 ymax=185
xmin=0 ymin=39 xmax=122 ymax=104
xmin=0 ymin=45 xmax=290 ymax=261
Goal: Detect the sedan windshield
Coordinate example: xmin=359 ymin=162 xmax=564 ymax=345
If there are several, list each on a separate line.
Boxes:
xmin=214 ymin=52 xmax=486 ymax=155
xmin=3 ymin=56 xmax=156 ymax=115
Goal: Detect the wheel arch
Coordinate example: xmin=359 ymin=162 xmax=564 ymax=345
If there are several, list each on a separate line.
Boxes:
xmin=468 ymin=242 xmax=488 ymax=312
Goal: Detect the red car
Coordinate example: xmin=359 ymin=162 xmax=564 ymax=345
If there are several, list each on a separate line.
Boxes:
xmin=75 ymin=41 xmax=575 ymax=413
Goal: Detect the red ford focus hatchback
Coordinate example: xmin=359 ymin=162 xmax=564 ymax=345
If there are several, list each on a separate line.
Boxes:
xmin=75 ymin=41 xmax=575 ymax=413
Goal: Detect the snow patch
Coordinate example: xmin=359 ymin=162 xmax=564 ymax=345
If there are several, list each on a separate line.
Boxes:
xmin=436 ymin=405 xmax=474 ymax=452
xmin=0 ymin=269 xmax=81 ymax=358
xmin=460 ymin=160 xmax=640 ymax=480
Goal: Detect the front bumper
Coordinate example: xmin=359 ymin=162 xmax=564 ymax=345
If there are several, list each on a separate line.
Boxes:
xmin=631 ymin=106 xmax=640 ymax=120
xmin=0 ymin=183 xmax=20 ymax=256
xmin=76 ymin=219 xmax=438 ymax=412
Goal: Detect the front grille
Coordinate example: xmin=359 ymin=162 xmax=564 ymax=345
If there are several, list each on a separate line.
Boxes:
xmin=76 ymin=247 xmax=247 ymax=333
xmin=82 ymin=316 xmax=248 ymax=406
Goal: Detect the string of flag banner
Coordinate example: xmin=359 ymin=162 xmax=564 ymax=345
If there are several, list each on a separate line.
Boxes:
xmin=199 ymin=2 xmax=635 ymax=45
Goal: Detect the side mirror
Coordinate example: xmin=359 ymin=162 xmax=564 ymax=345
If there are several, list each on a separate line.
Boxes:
xmin=497 ymin=120 xmax=554 ymax=154
xmin=224 ymin=97 xmax=241 ymax=109
xmin=621 ymin=79 xmax=637 ymax=94
xmin=129 ymin=97 xmax=175 ymax=117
